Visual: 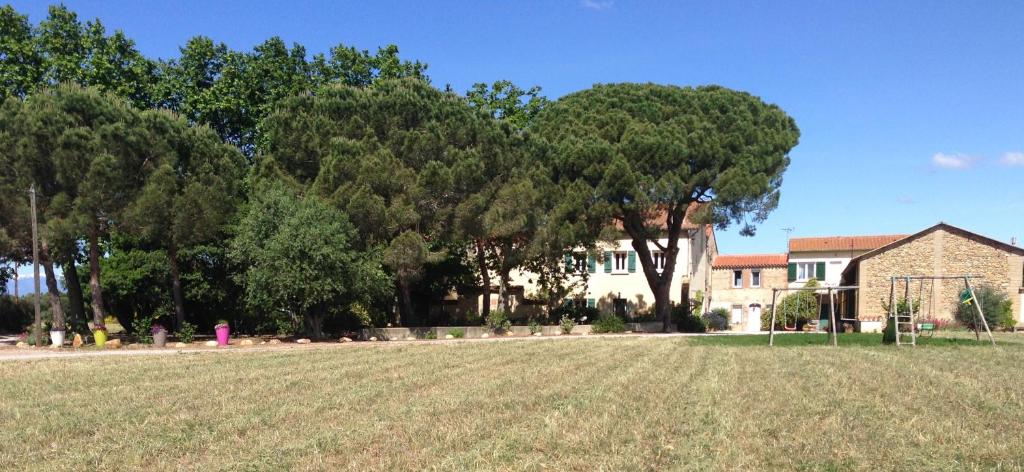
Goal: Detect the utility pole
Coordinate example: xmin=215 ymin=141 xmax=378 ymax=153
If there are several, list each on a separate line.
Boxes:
xmin=30 ymin=185 xmax=42 ymax=348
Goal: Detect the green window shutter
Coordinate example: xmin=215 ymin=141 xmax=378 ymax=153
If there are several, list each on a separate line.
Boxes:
xmin=787 ymin=263 xmax=797 ymax=282
xmin=587 ymin=254 xmax=596 ymax=273
xmin=604 ymin=251 xmax=613 ymax=273
xmin=564 ymin=253 xmax=573 ymax=272
xmin=816 ymin=262 xmax=826 ymax=281
xmin=587 ymin=298 xmax=596 ymax=308
xmin=627 ymin=251 xmax=636 ymax=273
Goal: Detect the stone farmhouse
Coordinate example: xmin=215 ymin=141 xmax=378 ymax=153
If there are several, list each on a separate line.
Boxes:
xmin=709 ymin=254 xmax=788 ymax=332
xmin=841 ymin=223 xmax=1024 ymax=326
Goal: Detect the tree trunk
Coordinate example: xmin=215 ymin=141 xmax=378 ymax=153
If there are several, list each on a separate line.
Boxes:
xmin=497 ymin=267 xmax=512 ymax=314
xmin=167 ymin=244 xmax=186 ymax=331
xmin=475 ymin=239 xmax=491 ymax=317
xmin=396 ymin=278 xmax=414 ymax=327
xmin=305 ymin=313 xmax=324 ymax=340
xmin=12 ymin=263 xmax=17 ymax=298
xmin=62 ymin=253 xmax=87 ymax=327
xmin=40 ymin=240 xmax=66 ymax=331
xmin=653 ymin=280 xmax=673 ymax=332
xmin=87 ymin=226 xmax=106 ymax=325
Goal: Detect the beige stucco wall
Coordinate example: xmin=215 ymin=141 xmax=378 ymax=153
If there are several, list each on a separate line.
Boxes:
xmin=855 ymin=228 xmax=1024 ymax=325
xmin=506 ymin=232 xmax=703 ymax=316
xmin=710 ymin=266 xmax=787 ymax=331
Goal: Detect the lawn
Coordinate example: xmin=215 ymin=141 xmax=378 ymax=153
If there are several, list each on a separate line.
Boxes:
xmin=2 ymin=334 xmax=1024 ymax=470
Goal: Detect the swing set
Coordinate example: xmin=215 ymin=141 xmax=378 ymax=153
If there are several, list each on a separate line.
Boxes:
xmin=768 ymin=285 xmax=858 ymax=346
xmin=886 ymin=275 xmax=994 ymax=347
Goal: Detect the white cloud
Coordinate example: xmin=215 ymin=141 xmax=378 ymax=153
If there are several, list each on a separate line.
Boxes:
xmin=581 ymin=0 xmax=613 ymax=10
xmin=1001 ymin=151 xmax=1024 ymax=166
xmin=931 ymin=152 xmax=977 ymax=170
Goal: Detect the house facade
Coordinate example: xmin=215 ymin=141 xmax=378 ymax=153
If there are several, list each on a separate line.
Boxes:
xmin=709 ymin=254 xmax=788 ymax=332
xmin=841 ymin=223 xmax=1024 ymax=326
xmin=787 ymin=235 xmax=908 ymax=287
xmin=500 ymin=217 xmax=717 ymax=319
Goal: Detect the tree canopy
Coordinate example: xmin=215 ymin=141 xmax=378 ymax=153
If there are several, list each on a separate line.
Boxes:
xmin=534 ymin=83 xmax=800 ymax=330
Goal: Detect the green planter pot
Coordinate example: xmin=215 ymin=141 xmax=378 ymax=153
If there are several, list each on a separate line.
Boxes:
xmin=94 ymin=330 xmax=107 ymax=347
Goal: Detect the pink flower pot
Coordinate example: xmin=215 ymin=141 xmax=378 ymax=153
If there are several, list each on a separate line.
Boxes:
xmin=215 ymin=325 xmax=230 ymax=346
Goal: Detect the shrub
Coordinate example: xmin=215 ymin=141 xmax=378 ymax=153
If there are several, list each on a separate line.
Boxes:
xmin=486 ymin=310 xmax=512 ymax=333
xmin=0 ymin=297 xmax=33 ymax=333
xmin=955 ymin=285 xmax=1014 ymax=331
xmin=528 ymin=320 xmax=542 ymax=335
xmin=175 ymin=321 xmax=196 ymax=344
xmin=777 ymin=280 xmax=821 ymax=326
xmin=703 ymin=308 xmax=729 ymax=331
xmin=592 ymin=314 xmax=626 ymax=334
xmin=670 ymin=303 xmax=706 ymax=333
xmin=559 ymin=315 xmax=576 ymax=334
xmin=550 ymin=302 xmax=599 ymax=324
xmin=447 ymin=328 xmax=465 ymax=339
xmin=425 ymin=330 xmax=437 ymax=340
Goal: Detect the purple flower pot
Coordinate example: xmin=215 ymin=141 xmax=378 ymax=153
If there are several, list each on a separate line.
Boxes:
xmin=215 ymin=325 xmax=230 ymax=346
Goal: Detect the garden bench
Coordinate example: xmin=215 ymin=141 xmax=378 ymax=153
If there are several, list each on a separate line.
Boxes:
xmin=916 ymin=322 xmax=935 ymax=337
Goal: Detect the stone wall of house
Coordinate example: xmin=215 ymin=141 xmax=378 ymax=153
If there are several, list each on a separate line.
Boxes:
xmin=710 ymin=266 xmax=787 ymax=331
xmin=856 ymin=228 xmax=1024 ymax=325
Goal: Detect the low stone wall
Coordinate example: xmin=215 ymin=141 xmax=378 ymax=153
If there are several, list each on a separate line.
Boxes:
xmin=360 ymin=322 xmax=667 ymax=341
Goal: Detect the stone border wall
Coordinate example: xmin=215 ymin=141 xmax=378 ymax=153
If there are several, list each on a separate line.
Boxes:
xmin=361 ymin=322 xmax=667 ymax=341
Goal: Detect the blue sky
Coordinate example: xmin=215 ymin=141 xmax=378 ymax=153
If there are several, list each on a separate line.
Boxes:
xmin=7 ymin=0 xmax=1024 ymax=257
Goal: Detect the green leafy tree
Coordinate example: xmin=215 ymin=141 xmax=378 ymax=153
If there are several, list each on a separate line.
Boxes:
xmin=534 ymin=83 xmax=800 ymax=331
xmin=0 ymin=5 xmax=156 ymax=105
xmin=955 ymin=284 xmax=1014 ymax=332
xmin=230 ymin=184 xmax=387 ymax=339
xmin=776 ymin=279 xmax=820 ymax=328
xmin=260 ymin=78 xmax=510 ymax=325
xmin=123 ymin=111 xmax=246 ymax=330
xmin=466 ymin=80 xmax=547 ymax=131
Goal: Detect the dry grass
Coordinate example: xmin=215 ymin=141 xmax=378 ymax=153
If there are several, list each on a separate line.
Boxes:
xmin=2 ymin=334 xmax=1024 ymax=470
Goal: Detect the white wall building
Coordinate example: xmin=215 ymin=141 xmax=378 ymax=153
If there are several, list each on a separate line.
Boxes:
xmin=786 ymin=235 xmax=907 ymax=288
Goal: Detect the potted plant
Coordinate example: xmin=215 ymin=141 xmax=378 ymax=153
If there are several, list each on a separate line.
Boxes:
xmin=151 ymin=323 xmax=168 ymax=348
xmin=49 ymin=321 xmax=66 ymax=348
xmin=214 ymin=320 xmax=230 ymax=346
xmin=93 ymin=323 xmax=108 ymax=347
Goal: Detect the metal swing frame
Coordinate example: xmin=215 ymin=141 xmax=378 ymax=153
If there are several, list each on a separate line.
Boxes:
xmin=768 ymin=285 xmax=859 ymax=347
xmin=887 ymin=275 xmax=994 ymax=347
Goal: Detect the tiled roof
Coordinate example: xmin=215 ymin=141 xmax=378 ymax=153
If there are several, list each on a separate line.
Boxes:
xmin=713 ymin=254 xmax=788 ymax=269
xmin=613 ymin=202 xmax=704 ymax=231
xmin=789 ymin=234 xmax=908 ymax=252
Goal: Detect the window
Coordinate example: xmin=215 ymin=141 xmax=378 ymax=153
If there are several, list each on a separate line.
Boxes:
xmin=731 ymin=305 xmax=743 ymax=324
xmin=653 ymin=251 xmax=667 ymax=271
xmin=796 ymin=262 xmax=815 ymax=281
xmin=751 ymin=270 xmax=761 ymax=288
xmin=574 ymin=254 xmax=587 ymax=273
xmin=732 ymin=270 xmax=743 ymax=288
xmin=613 ymin=251 xmax=628 ymax=273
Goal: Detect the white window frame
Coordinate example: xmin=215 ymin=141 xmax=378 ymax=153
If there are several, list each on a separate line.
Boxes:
xmin=653 ymin=251 xmax=667 ymax=271
xmin=612 ymin=251 xmax=628 ymax=274
xmin=731 ymin=305 xmax=743 ymax=324
xmin=751 ymin=269 xmax=761 ymax=288
xmin=796 ymin=262 xmax=815 ymax=282
xmin=732 ymin=270 xmax=743 ymax=288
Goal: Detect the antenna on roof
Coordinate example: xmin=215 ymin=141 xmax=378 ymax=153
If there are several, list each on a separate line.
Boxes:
xmin=1013 ymin=237 xmax=1019 ymax=246
xmin=782 ymin=227 xmax=794 ymax=253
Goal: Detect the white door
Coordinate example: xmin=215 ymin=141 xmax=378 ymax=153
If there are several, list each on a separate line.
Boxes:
xmin=748 ymin=305 xmax=762 ymax=332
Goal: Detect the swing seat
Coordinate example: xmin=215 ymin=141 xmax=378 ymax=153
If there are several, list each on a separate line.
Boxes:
xmin=916 ymin=322 xmax=935 ymax=337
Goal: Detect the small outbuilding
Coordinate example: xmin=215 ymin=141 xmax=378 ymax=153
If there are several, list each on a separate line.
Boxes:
xmin=841 ymin=223 xmax=1024 ymax=327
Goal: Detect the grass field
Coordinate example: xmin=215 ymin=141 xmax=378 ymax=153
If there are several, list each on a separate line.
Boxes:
xmin=2 ymin=334 xmax=1024 ymax=470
